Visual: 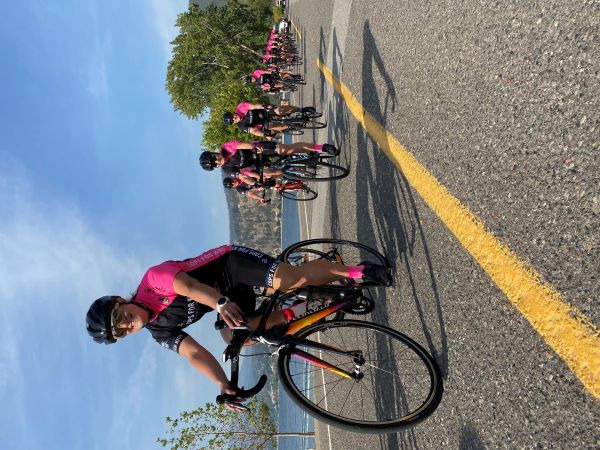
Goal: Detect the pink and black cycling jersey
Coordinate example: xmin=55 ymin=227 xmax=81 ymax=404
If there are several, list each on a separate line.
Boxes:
xmin=235 ymin=102 xmax=252 ymax=117
xmin=252 ymin=69 xmax=268 ymax=80
xmin=134 ymin=245 xmax=232 ymax=320
xmin=219 ymin=141 xmax=256 ymax=175
xmin=238 ymin=109 xmax=269 ymax=133
xmin=135 ymin=245 xmax=281 ymax=353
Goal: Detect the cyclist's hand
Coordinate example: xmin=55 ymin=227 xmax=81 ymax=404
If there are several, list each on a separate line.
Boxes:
xmin=218 ymin=382 xmax=248 ymax=412
xmin=220 ymin=302 xmax=245 ymax=328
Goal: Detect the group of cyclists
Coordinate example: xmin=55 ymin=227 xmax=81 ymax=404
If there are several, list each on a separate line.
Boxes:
xmin=85 ymin=15 xmax=392 ymax=411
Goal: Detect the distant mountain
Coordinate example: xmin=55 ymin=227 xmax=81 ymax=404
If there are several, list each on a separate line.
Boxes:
xmin=225 ymin=175 xmax=282 ymax=257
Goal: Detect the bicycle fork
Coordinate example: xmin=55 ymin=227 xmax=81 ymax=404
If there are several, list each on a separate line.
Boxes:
xmin=288 ymin=338 xmax=365 ymax=381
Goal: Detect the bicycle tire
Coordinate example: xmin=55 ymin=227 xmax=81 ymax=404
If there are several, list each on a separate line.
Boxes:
xmin=299 ymin=119 xmax=327 ymax=129
xmin=282 ymin=161 xmax=349 ymax=181
xmin=303 ymin=110 xmax=323 ymax=119
xmin=279 ymin=238 xmax=390 ymax=286
xmin=279 ymin=186 xmax=318 ymax=201
xmin=278 ymin=320 xmax=443 ymax=432
xmin=282 ymin=127 xmax=304 ymax=136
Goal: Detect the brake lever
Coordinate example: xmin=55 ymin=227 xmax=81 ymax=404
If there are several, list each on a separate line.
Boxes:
xmin=216 ymin=394 xmax=250 ymax=412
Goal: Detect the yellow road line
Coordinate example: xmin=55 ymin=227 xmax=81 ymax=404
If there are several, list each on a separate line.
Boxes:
xmin=290 ymin=19 xmax=302 ymax=40
xmin=316 ymin=58 xmax=600 ymax=401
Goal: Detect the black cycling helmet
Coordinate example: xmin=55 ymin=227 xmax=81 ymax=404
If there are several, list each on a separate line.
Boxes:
xmin=199 ymin=151 xmax=218 ymax=171
xmin=243 ymin=75 xmax=253 ymax=84
xmin=223 ymin=112 xmax=234 ymax=125
xmin=223 ymin=177 xmax=234 ymax=189
xmin=86 ymin=296 xmax=118 ymax=345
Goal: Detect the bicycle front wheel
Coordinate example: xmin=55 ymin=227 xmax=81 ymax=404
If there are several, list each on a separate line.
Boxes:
xmin=278 ymin=320 xmax=443 ymax=433
xmin=282 ymin=161 xmax=349 ymax=181
xmin=279 ymin=185 xmax=318 ymax=201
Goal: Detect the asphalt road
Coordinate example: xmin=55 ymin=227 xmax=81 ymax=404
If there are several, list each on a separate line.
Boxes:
xmin=285 ymin=0 xmax=600 ymax=448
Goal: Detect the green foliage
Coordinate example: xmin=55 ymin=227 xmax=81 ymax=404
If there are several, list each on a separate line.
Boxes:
xmin=272 ymin=6 xmax=284 ymax=23
xmin=201 ymin=77 xmax=270 ymax=151
xmin=166 ymin=1 xmax=273 ymax=119
xmin=158 ymin=397 xmax=277 ymax=450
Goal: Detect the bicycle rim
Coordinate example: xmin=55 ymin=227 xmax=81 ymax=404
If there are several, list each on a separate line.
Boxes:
xmin=280 ymin=238 xmax=390 ymax=273
xmin=300 ymin=119 xmax=327 ymax=129
xmin=282 ymin=161 xmax=349 ymax=181
xmin=283 ymin=127 xmax=304 ymax=136
xmin=279 ymin=186 xmax=318 ymax=201
xmin=278 ymin=320 xmax=443 ymax=432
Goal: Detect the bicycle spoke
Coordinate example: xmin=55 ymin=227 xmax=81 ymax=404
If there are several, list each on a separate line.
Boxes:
xmin=279 ymin=319 xmax=441 ymax=430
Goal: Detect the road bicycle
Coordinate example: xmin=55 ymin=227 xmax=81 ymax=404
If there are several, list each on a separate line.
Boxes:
xmin=215 ymin=239 xmax=443 ymax=433
xmin=256 ymin=178 xmax=318 ymax=202
xmin=266 ymin=110 xmax=327 ymax=136
xmin=254 ymin=150 xmax=349 ymax=182
xmin=276 ymin=179 xmax=318 ymax=201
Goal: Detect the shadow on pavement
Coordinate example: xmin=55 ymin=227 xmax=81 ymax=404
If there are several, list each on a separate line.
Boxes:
xmin=325 ymin=20 xmax=449 ymax=449
xmin=459 ymin=424 xmax=486 ymax=450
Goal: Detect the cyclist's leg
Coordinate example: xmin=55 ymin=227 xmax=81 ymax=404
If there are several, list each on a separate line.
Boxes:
xmin=224 ymin=247 xmax=288 ymax=330
xmin=277 ymin=142 xmax=334 ymax=155
xmin=268 ymin=122 xmax=289 ymax=133
xmin=272 ymin=260 xmax=351 ymax=291
xmin=274 ymin=105 xmax=299 ymax=116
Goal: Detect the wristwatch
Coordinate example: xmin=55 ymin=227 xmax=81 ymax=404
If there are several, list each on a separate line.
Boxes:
xmin=216 ymin=296 xmax=230 ymax=314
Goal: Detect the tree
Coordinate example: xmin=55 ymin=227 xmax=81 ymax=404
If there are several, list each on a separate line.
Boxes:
xmin=201 ymin=77 xmax=270 ymax=151
xmin=157 ymin=397 xmax=314 ymax=450
xmin=166 ymin=1 xmax=273 ymax=118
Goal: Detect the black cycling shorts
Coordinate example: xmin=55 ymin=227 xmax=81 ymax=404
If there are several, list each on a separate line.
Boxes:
xmin=258 ymin=140 xmax=278 ymax=154
xmin=225 ymin=245 xmax=281 ymax=289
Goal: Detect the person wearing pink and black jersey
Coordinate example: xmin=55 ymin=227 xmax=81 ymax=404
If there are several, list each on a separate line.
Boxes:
xmin=86 ymin=245 xmax=392 ymax=410
xmin=222 ymin=102 xmax=316 ymax=138
xmin=199 ymin=140 xmax=339 ymax=175
xmin=222 ymin=176 xmax=272 ymax=205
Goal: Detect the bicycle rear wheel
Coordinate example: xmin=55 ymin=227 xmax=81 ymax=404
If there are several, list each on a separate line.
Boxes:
xmin=278 ymin=320 xmax=443 ymax=432
xmin=280 ymin=239 xmax=389 ymax=278
xmin=300 ymin=119 xmax=327 ymax=129
xmin=282 ymin=161 xmax=349 ymax=181
xmin=283 ymin=126 xmax=304 ymax=136
xmin=279 ymin=185 xmax=318 ymax=201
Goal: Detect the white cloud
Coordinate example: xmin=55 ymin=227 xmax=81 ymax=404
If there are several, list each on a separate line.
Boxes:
xmin=0 ymin=157 xmax=145 ymax=438
xmin=147 ymin=0 xmax=189 ymax=60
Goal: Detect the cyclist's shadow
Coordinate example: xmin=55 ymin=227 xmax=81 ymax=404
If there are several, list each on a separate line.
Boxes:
xmin=327 ymin=20 xmax=450 ymax=447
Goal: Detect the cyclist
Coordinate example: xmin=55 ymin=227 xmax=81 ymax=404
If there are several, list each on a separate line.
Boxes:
xmin=223 ymin=176 xmax=272 ymax=205
xmin=199 ymin=140 xmax=339 ymax=175
xmin=86 ymin=245 xmax=392 ymax=409
xmin=223 ymin=102 xmax=316 ymax=138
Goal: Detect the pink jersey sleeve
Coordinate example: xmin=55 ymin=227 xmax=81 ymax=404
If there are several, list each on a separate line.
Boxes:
xmin=235 ymin=102 xmax=252 ymax=116
xmin=239 ymin=168 xmax=255 ymax=176
xmin=253 ymin=69 xmax=267 ymax=79
xmin=144 ymin=261 xmax=181 ymax=296
xmin=221 ymin=141 xmax=239 ymax=159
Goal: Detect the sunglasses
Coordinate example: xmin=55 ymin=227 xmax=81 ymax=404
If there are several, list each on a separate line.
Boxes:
xmin=110 ymin=302 xmax=127 ymax=339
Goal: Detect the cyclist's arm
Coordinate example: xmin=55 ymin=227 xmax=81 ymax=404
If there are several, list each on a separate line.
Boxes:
xmin=239 ymin=172 xmax=259 ymax=184
xmin=247 ymin=127 xmax=265 ymax=138
xmin=236 ymin=142 xmax=255 ymax=150
xmin=248 ymin=103 xmax=265 ymax=109
xmin=178 ymin=335 xmax=230 ymax=388
xmin=173 ymin=272 xmax=244 ymax=328
xmin=247 ymin=190 xmax=268 ymax=203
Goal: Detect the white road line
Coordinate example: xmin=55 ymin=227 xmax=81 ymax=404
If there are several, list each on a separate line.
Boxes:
xmin=292 ymin=1 xmax=353 ymax=448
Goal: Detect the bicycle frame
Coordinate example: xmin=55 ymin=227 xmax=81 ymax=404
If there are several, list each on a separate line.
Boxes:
xmin=217 ymin=284 xmax=370 ymax=408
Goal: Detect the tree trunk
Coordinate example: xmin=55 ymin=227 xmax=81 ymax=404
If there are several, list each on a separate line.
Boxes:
xmin=236 ymin=43 xmax=264 ymax=59
xmin=273 ymin=432 xmax=315 ymax=438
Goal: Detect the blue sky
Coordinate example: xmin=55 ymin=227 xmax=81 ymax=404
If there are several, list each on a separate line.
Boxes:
xmin=0 ymin=1 xmax=232 ymax=449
